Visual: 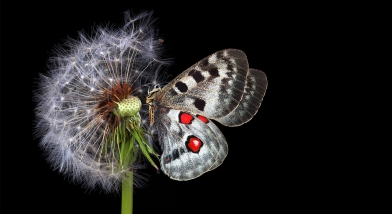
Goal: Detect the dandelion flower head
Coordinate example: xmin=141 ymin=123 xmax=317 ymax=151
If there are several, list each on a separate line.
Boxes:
xmin=34 ymin=11 xmax=169 ymax=193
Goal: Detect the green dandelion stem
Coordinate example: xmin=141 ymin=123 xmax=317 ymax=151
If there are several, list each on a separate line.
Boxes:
xmin=122 ymin=137 xmax=133 ymax=214
xmin=122 ymin=172 xmax=133 ymax=214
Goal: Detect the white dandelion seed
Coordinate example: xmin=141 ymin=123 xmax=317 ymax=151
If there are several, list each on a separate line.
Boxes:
xmin=34 ymin=11 xmax=170 ymax=193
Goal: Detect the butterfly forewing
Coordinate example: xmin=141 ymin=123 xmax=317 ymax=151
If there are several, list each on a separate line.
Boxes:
xmin=154 ymin=49 xmax=249 ymax=119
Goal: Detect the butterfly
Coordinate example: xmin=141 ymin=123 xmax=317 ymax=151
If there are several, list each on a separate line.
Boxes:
xmin=146 ymin=49 xmax=268 ymax=180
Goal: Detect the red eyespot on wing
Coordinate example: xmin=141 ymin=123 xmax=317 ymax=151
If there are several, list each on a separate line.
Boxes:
xmin=179 ymin=112 xmax=194 ymax=124
xmin=196 ymin=115 xmax=208 ymax=123
xmin=186 ymin=136 xmax=203 ymax=153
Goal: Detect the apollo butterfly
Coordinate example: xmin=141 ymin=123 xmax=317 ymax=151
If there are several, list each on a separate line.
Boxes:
xmin=147 ymin=49 xmax=268 ymax=180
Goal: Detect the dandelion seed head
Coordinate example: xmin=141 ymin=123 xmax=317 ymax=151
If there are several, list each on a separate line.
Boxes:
xmin=34 ymin=11 xmax=170 ymax=193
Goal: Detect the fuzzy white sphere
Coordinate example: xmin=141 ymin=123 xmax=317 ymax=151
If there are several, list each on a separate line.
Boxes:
xmin=34 ymin=11 xmax=169 ymax=193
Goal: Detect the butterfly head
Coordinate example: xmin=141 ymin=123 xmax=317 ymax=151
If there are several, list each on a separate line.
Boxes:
xmin=146 ymin=85 xmax=161 ymax=106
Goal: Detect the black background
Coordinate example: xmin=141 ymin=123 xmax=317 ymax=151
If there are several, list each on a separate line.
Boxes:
xmin=1 ymin=1 xmax=344 ymax=214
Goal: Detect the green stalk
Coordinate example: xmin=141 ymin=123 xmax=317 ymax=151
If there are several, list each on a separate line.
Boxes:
xmin=121 ymin=134 xmax=133 ymax=214
xmin=122 ymin=170 xmax=133 ymax=214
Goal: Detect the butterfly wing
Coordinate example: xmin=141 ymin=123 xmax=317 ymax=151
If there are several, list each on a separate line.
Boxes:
xmin=216 ymin=68 xmax=268 ymax=126
xmin=154 ymin=49 xmax=267 ymax=127
xmin=154 ymin=49 xmax=249 ymax=120
xmin=155 ymin=108 xmax=228 ymax=180
xmin=150 ymin=49 xmax=267 ymax=180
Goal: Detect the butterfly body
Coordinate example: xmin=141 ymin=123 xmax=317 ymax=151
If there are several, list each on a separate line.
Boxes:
xmin=147 ymin=49 xmax=267 ymax=180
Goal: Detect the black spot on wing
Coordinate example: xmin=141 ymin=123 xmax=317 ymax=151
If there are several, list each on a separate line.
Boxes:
xmin=194 ymin=98 xmax=206 ymax=111
xmin=199 ymin=58 xmax=209 ymax=68
xmin=165 ymin=147 xmax=186 ymax=163
xmin=175 ymin=81 xmax=188 ymax=92
xmin=171 ymin=149 xmax=179 ymax=161
xmin=221 ymin=77 xmax=231 ymax=84
xmin=216 ymin=51 xmax=224 ymax=59
xmin=188 ymin=69 xmax=205 ymax=83
xmin=208 ymin=67 xmax=220 ymax=78
xmin=226 ymin=62 xmax=233 ymax=71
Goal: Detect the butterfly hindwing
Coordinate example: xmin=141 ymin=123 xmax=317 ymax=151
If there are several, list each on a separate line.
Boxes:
xmin=216 ymin=68 xmax=268 ymax=126
xmin=155 ymin=108 xmax=228 ymax=180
